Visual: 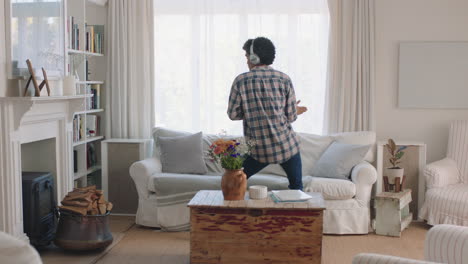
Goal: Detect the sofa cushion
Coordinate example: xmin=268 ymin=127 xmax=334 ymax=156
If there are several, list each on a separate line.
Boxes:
xmin=331 ymin=131 xmax=376 ymax=162
xmin=153 ymin=127 xmax=241 ymax=175
xmin=247 ymin=175 xmax=313 ymax=190
xmin=148 ymin=173 xmax=313 ymax=196
xmin=259 ymin=133 xmax=334 ymax=177
xmin=148 ymin=174 xmax=221 ymax=196
xmin=158 ymin=132 xmax=207 ymax=174
xmin=152 ymin=127 xmax=191 ymax=161
xmin=311 ymin=142 xmax=370 ymax=180
xmin=306 ymin=177 xmax=356 ymax=200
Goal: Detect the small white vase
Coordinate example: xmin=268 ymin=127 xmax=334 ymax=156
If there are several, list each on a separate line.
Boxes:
xmin=386 ymin=168 xmax=404 ymax=184
xmin=62 ymin=76 xmax=77 ymax=96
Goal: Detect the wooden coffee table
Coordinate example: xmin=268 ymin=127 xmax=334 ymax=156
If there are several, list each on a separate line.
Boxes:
xmin=188 ymin=190 xmax=325 ymax=264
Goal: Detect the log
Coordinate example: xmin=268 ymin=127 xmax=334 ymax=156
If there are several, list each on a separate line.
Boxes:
xmin=59 ymin=205 xmax=87 ymax=216
xmin=60 ymin=186 xmax=111 ymax=216
xmin=99 ymin=204 xmax=107 ymax=215
xmin=98 ymin=195 xmax=106 ymax=204
xmin=61 ymin=200 xmax=90 ymax=207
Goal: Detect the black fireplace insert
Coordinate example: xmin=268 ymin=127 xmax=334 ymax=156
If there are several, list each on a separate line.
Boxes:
xmin=22 ymin=171 xmax=58 ymax=247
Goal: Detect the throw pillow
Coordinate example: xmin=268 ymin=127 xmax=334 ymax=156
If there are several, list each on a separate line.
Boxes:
xmin=158 ymin=132 xmax=208 ymax=174
xmin=311 ymin=141 xmax=371 ymax=180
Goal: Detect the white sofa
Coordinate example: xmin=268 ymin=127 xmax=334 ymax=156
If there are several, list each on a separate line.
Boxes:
xmin=129 ymin=127 xmax=377 ymax=234
xmin=353 ymin=224 xmax=468 ymax=264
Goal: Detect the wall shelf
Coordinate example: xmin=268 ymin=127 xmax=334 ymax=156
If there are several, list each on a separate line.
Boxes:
xmin=73 ymin=136 xmax=104 ymax=147
xmin=77 ymin=81 xmax=104 ymax=85
xmin=74 ymin=108 xmax=104 ymax=115
xmin=68 ymin=49 xmax=104 ymax=57
xmin=67 ymin=0 xmax=107 ymax=189
xmin=74 ymin=164 xmax=102 ymax=180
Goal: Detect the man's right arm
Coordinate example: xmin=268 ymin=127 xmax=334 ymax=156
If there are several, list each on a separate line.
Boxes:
xmin=284 ymin=79 xmax=298 ymax=123
xmin=227 ymin=80 xmax=244 ymax=120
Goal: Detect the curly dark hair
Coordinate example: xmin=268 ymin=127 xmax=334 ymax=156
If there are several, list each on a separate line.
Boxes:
xmin=243 ymin=37 xmax=276 ymax=65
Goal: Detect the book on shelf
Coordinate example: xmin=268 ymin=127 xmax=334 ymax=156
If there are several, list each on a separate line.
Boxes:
xmin=86 ymin=114 xmax=100 ymax=137
xmin=85 ymin=25 xmax=104 ymax=54
xmin=90 ymin=84 xmax=101 ymax=109
xmin=68 ymin=16 xmax=80 ymax=50
xmin=73 ymin=150 xmax=78 ymax=173
xmin=73 ymin=115 xmax=85 ymax=142
xmin=270 ymin=190 xmax=313 ymax=203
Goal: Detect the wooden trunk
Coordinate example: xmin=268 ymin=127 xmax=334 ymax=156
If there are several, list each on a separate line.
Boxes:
xmin=189 ymin=191 xmax=325 ymax=264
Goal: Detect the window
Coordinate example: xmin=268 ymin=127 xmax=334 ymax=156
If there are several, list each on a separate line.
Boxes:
xmin=154 ymin=0 xmax=329 ymax=135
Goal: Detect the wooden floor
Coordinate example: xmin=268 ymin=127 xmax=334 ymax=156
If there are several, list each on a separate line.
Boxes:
xmin=41 ymin=216 xmax=431 ymax=264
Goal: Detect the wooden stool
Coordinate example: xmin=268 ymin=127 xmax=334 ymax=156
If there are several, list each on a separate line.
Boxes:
xmin=374 ymin=189 xmax=412 ymax=237
xmin=383 ymin=175 xmax=406 ymax=192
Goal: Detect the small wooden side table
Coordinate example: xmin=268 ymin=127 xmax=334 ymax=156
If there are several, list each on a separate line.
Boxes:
xmin=374 ymin=189 xmax=412 ymax=237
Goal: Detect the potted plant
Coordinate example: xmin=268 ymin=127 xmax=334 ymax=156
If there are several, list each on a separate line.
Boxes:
xmin=385 ymin=139 xmax=407 ymax=184
xmin=208 ymin=138 xmax=254 ymax=200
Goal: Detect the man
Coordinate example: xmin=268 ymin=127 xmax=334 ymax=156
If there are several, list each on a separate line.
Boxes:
xmin=227 ymin=37 xmax=307 ymax=190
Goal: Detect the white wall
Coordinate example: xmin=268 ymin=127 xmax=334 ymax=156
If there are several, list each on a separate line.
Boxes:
xmin=375 ymin=0 xmax=468 ymax=163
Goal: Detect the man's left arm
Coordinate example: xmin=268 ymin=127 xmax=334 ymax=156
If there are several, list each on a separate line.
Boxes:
xmin=227 ymin=82 xmax=244 ymax=120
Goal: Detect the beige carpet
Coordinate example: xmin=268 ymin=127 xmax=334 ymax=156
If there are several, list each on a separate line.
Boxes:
xmin=41 ymin=216 xmax=431 ymax=264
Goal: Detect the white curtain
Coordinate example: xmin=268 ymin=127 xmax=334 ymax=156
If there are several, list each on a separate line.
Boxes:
xmin=324 ymin=0 xmax=375 ymax=134
xmin=154 ymin=0 xmax=329 ymax=135
xmin=107 ymin=0 xmax=155 ymax=138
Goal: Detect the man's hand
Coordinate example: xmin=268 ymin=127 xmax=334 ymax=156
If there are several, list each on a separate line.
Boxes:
xmin=296 ymin=100 xmax=308 ymax=115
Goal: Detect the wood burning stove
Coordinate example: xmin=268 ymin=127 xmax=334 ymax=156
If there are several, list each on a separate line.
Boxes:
xmin=22 ymin=172 xmax=58 ymax=247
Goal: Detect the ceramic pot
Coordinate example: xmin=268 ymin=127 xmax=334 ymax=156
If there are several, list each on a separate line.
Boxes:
xmin=221 ymin=169 xmax=247 ymax=200
xmin=386 ymin=167 xmax=404 ymax=184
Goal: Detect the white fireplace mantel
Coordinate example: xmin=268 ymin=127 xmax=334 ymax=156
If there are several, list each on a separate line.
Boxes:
xmin=0 ymin=95 xmax=89 ymax=240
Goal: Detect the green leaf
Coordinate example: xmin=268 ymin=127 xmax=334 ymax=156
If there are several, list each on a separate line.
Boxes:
xmin=395 ymin=151 xmax=405 ymax=159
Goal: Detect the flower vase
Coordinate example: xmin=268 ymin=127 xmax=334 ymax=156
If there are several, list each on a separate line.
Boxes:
xmin=221 ymin=169 xmax=247 ymax=200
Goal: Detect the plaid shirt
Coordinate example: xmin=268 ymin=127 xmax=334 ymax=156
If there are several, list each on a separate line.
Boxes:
xmin=227 ymin=65 xmax=300 ymax=164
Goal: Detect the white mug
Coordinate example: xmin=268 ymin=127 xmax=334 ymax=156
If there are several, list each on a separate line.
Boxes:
xmin=249 ymin=185 xmax=268 ymax=200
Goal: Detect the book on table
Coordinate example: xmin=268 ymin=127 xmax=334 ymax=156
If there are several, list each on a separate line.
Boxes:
xmin=271 ymin=190 xmax=313 ymax=202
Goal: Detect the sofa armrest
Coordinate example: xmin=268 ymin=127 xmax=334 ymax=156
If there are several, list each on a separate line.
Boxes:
xmin=350 ymin=161 xmax=377 ymax=206
xmin=424 ymin=157 xmax=460 ymax=189
xmin=424 ymin=224 xmax=468 ymax=263
xmin=353 ymin=253 xmax=440 ymax=264
xmin=129 ymin=157 xmax=162 ymax=199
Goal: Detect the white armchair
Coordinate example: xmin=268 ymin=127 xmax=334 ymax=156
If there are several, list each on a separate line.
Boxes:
xmin=353 ymin=224 xmax=468 ymax=264
xmin=0 ymin=231 xmax=42 ymax=264
xmin=419 ymin=120 xmax=468 ymax=226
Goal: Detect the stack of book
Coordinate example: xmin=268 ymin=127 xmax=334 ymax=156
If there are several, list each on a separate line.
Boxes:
xmin=67 ymin=16 xmax=79 ymax=50
xmin=87 ymin=84 xmax=101 ymax=109
xmin=73 ymin=115 xmax=84 ymax=142
xmin=85 ymin=25 xmax=104 ymax=54
xmin=270 ymin=190 xmax=313 ymax=203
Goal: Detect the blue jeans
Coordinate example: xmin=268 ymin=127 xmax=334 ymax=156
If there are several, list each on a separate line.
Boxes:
xmin=243 ymin=152 xmax=303 ymax=190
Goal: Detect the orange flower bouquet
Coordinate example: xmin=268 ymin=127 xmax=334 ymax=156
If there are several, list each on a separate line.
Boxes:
xmin=207 ymin=138 xmax=254 ymax=170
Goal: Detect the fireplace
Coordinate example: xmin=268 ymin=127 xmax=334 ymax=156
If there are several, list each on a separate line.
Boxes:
xmin=0 ymin=96 xmax=88 ymax=241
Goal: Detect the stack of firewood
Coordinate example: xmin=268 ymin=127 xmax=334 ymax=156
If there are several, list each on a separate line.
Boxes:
xmin=59 ymin=185 xmax=113 ymax=216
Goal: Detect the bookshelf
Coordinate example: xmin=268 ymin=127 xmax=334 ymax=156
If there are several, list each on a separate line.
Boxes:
xmin=67 ymin=0 xmax=107 ymax=189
